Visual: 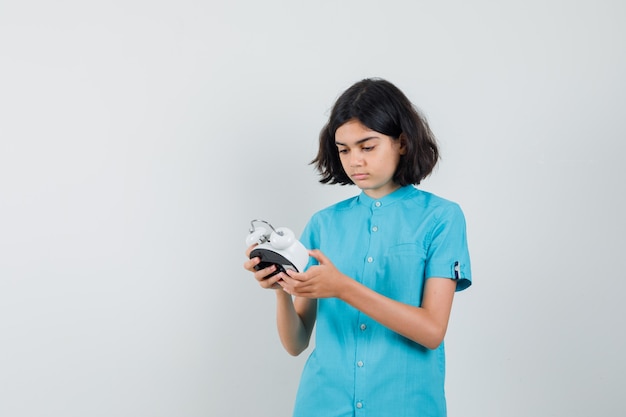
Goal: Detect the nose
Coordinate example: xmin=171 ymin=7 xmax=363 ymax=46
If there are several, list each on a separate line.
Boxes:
xmin=349 ymin=150 xmax=363 ymax=167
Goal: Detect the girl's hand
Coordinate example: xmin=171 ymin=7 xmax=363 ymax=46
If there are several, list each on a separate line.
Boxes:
xmin=279 ymin=249 xmax=349 ymax=298
xmin=243 ymin=244 xmax=283 ymax=290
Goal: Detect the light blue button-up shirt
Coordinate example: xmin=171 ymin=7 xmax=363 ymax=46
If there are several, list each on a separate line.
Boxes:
xmin=293 ymin=185 xmax=471 ymax=417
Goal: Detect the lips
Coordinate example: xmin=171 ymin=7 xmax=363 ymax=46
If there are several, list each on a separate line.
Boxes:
xmin=351 ymin=173 xmax=368 ymax=181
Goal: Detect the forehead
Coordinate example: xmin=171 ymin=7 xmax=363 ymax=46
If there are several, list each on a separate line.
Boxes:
xmin=335 ymin=119 xmax=380 ymax=145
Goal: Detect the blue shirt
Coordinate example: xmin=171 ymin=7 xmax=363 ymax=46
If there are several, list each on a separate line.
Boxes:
xmin=293 ymin=185 xmax=471 ymax=417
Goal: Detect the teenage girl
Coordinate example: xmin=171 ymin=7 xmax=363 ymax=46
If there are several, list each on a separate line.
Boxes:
xmin=243 ymin=78 xmax=471 ymax=417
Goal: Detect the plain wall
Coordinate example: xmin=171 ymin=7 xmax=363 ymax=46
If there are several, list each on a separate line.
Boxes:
xmin=1 ymin=0 xmax=625 ymax=416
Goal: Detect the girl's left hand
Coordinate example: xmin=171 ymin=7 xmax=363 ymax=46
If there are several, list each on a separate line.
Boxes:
xmin=278 ymin=249 xmax=349 ymax=298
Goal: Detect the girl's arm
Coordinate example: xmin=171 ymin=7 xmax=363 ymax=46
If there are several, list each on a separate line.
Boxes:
xmin=275 ymin=291 xmax=317 ymax=356
xmin=338 ymin=275 xmax=455 ymax=350
xmin=279 ymin=250 xmax=455 ymax=350
xmin=244 ymin=248 xmax=317 ymax=356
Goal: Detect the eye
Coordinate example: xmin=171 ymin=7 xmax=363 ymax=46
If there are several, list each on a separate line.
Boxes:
xmin=337 ymin=148 xmax=348 ymax=154
xmin=362 ymin=146 xmax=375 ymax=152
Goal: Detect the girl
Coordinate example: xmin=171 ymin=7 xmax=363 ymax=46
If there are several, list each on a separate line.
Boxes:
xmin=243 ymin=78 xmax=471 ymax=417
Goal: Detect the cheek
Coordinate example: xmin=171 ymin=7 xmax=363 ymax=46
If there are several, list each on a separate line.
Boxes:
xmin=381 ymin=154 xmax=401 ymax=173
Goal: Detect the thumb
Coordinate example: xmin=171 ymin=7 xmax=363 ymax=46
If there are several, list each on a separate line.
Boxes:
xmin=308 ymin=249 xmax=330 ymax=265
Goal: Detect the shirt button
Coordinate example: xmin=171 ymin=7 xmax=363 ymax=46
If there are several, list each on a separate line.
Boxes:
xmin=356 ymin=402 xmax=363 ymax=409
xmin=357 ymin=361 xmax=364 ymax=367
xmin=367 ymin=257 xmax=373 ymax=263
xmin=374 ymin=201 xmax=381 ymax=207
xmin=372 ymin=226 xmax=378 ymax=232
xmin=360 ymin=323 xmax=367 ymax=331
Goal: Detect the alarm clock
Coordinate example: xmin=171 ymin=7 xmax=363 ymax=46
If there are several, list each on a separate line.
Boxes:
xmin=246 ymin=219 xmax=309 ymax=278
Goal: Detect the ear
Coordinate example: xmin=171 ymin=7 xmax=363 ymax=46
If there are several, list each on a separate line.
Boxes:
xmin=398 ymin=133 xmax=408 ymax=155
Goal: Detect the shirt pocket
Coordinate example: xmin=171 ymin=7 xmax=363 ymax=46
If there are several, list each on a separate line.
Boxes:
xmin=380 ymin=243 xmax=427 ymax=305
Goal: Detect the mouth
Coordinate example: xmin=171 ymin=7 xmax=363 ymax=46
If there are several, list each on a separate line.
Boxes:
xmin=351 ymin=173 xmax=368 ymax=181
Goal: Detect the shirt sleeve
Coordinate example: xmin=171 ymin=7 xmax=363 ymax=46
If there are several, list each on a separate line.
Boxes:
xmin=424 ymin=203 xmax=472 ymax=292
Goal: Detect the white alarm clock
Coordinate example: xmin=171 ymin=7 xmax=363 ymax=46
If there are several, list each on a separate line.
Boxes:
xmin=246 ymin=219 xmax=309 ymax=277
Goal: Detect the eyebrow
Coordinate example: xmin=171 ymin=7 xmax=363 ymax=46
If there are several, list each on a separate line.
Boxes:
xmin=335 ymin=136 xmax=380 ymax=146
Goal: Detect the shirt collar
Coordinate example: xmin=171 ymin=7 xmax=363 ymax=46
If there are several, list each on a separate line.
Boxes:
xmin=357 ymin=185 xmax=416 ymax=208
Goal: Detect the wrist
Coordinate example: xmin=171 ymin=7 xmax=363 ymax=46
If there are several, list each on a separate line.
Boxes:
xmin=276 ymin=287 xmax=293 ymax=300
xmin=335 ymin=273 xmax=355 ymax=300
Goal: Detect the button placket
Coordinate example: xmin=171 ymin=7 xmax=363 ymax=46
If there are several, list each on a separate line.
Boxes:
xmin=365 ymin=201 xmax=382 ymax=269
xmin=354 ymin=199 xmax=382 ymax=413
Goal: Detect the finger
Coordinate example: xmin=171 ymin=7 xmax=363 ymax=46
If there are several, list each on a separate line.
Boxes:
xmin=243 ymin=256 xmax=261 ymax=272
xmin=243 ymin=257 xmax=261 ymax=272
xmin=283 ymin=268 xmax=307 ymax=282
xmin=281 ymin=272 xmax=315 ymax=295
xmin=308 ymin=249 xmax=329 ymax=265
xmin=244 ymin=243 xmax=258 ymax=258
xmin=278 ymin=280 xmax=295 ymax=295
xmin=277 ymin=272 xmax=294 ymax=291
xmin=278 ymin=274 xmax=299 ymax=292
xmin=259 ymin=272 xmax=282 ymax=289
xmin=281 ymin=281 xmax=314 ymax=297
xmin=255 ymin=264 xmax=277 ymax=281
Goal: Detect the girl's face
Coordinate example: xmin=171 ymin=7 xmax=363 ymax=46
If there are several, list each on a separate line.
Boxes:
xmin=335 ymin=119 xmax=406 ymax=199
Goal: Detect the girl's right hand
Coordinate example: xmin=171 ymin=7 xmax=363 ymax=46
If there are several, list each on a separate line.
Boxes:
xmin=243 ymin=244 xmax=283 ymax=290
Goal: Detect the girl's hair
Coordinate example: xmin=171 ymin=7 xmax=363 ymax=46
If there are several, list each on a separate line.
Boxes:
xmin=312 ymin=78 xmax=439 ymax=186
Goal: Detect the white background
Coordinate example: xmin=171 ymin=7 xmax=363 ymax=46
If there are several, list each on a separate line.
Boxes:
xmin=1 ymin=1 xmax=625 ymax=416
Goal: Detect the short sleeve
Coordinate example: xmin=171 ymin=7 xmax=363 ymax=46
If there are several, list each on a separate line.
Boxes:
xmin=424 ymin=203 xmax=472 ymax=291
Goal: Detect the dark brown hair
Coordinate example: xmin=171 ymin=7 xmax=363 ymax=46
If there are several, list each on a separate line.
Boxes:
xmin=312 ymin=78 xmax=439 ymax=186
